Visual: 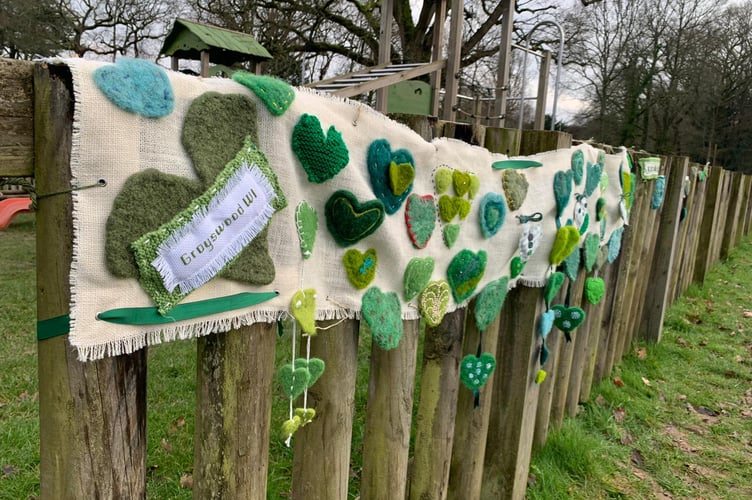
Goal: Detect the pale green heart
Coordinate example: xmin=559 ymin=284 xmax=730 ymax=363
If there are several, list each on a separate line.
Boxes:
xmin=295 ymin=201 xmax=318 ymax=259
xmin=404 ymin=257 xmax=435 ymax=301
xmin=439 ymin=195 xmax=471 ymax=222
xmin=585 ymin=277 xmax=606 ymax=304
xmin=419 ymin=280 xmax=451 ymax=327
xmin=443 ymin=224 xmax=460 ymax=248
xmin=294 ymin=357 xmax=325 ymax=387
xmin=281 ymin=415 xmax=302 ymax=438
xmin=291 ymin=289 xmax=317 ymax=335
xmin=435 ymin=167 xmax=453 ymax=194
xmin=294 ymin=407 xmax=316 ymax=426
xmin=502 ymin=169 xmax=529 ymax=211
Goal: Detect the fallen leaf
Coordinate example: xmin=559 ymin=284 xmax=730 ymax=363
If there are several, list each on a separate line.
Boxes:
xmin=180 ymin=473 xmax=193 ymax=489
xmin=595 ymin=394 xmax=607 ymax=406
xmin=614 ymin=406 xmax=626 ymax=423
xmin=636 ymin=347 xmax=648 ymax=360
xmin=176 ymin=417 xmax=186 ymax=428
xmin=613 ymin=376 xmax=625 ymax=387
xmin=744 ymin=311 xmax=752 ymax=318
xmin=620 ymin=431 xmax=634 ymax=445
xmin=735 ymin=355 xmax=744 ymax=363
xmin=677 ymin=394 xmax=687 ymax=401
xmin=160 ymin=438 xmax=173 ymax=452
xmin=630 ymin=448 xmax=645 ymax=467
xmin=699 ymin=340 xmax=708 ymax=347
xmin=2 ymin=465 xmax=18 ymax=478
xmin=641 ymin=377 xmax=652 ymax=387
xmin=677 ymin=337 xmax=689 ymax=347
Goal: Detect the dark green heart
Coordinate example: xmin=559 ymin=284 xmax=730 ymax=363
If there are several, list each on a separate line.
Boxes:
xmin=510 ymin=256 xmax=525 ymax=279
xmin=325 ymin=190 xmax=385 ymax=247
xmin=292 ymin=113 xmax=349 ymax=183
xmin=367 ymin=139 xmax=414 ymax=214
xmin=460 ymin=352 xmax=496 ymax=391
xmin=551 ymin=304 xmax=586 ymax=333
xmin=278 ymin=364 xmax=310 ymax=399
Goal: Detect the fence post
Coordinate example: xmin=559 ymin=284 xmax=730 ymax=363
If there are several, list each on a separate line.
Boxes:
xmin=693 ymin=167 xmax=724 ymax=285
xmin=35 ymin=63 xmax=148 ymax=499
xmin=721 ymin=171 xmax=744 ymax=260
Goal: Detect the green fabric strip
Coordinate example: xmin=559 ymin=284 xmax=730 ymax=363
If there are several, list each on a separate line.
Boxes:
xmin=37 ymin=315 xmax=71 ymax=341
xmin=96 ymin=291 xmax=279 ymax=325
xmin=491 ymin=160 xmax=543 ymax=170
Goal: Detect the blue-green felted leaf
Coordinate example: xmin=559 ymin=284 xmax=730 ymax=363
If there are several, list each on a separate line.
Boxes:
xmin=479 ymin=192 xmax=507 ymax=237
xmin=585 ymin=162 xmax=603 ymax=197
xmin=562 ymin=245 xmax=581 ymax=281
xmin=92 ymin=58 xmax=174 ymax=118
xmin=651 ymin=175 xmax=666 ymax=210
xmin=404 ymin=257 xmax=435 ymax=301
xmin=292 ymin=114 xmax=349 ymax=183
xmin=460 ymin=352 xmax=496 ymax=391
xmin=362 ymin=287 xmax=403 ymax=350
xmin=405 ymin=194 xmax=436 ymax=249
xmin=539 ymin=309 xmax=555 ymax=339
xmin=474 ymin=277 xmax=509 ymax=331
xmin=596 ymin=244 xmax=609 ymax=270
xmin=368 ymin=139 xmax=414 ymax=214
xmin=232 ymin=71 xmax=295 ymax=116
xmin=583 ymin=233 xmax=600 ymax=272
xmin=447 ymin=249 xmax=487 ymax=303
xmin=544 ymin=272 xmax=566 ymax=306
xmin=540 ymin=341 xmax=550 ymax=366
xmin=608 ymin=227 xmax=625 ymax=263
xmin=554 ymin=170 xmax=573 ymax=219
xmin=571 ymin=150 xmax=585 ymax=185
xmin=324 ymin=190 xmax=385 ymax=247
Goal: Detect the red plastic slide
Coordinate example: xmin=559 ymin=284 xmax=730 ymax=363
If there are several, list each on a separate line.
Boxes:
xmin=0 ymin=197 xmax=33 ymax=229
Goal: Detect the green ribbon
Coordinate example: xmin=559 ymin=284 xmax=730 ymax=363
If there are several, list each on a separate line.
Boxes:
xmin=491 ymin=160 xmax=543 ymax=170
xmin=96 ymin=291 xmax=279 ymax=325
xmin=37 ymin=314 xmax=71 ymax=340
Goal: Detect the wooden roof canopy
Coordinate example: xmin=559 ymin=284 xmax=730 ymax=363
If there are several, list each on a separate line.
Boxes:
xmin=160 ymin=18 xmax=272 ymax=76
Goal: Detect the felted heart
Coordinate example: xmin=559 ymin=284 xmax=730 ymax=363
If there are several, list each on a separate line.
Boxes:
xmin=551 ymin=304 xmax=586 ymax=334
xmin=443 ymin=224 xmax=460 ymax=248
xmin=549 ymin=225 xmax=581 ymax=266
xmin=585 ymin=162 xmax=603 ymax=197
xmin=231 ymin=71 xmax=295 ymax=116
xmin=404 ymin=257 xmax=435 ymax=301
xmin=562 ymin=246 xmax=580 ymax=281
xmin=389 ymin=161 xmax=415 ymax=196
xmin=596 ymin=197 xmax=607 ymax=221
xmin=343 ymin=248 xmax=378 ymax=289
xmin=608 ymin=227 xmax=625 ymax=263
xmin=367 ymin=139 xmax=414 ymax=214
xmin=324 ymin=190 xmax=385 ymax=247
xmin=405 ymin=194 xmax=436 ymax=249
xmin=292 ymin=114 xmax=349 ymax=183
xmin=535 ymin=370 xmax=547 ymax=385
xmin=460 ymin=353 xmax=496 ymax=391
xmin=474 ymin=277 xmax=509 ymax=331
xmin=438 ymin=195 xmax=470 ymax=222
xmin=585 ymin=277 xmax=606 ymax=304
xmin=92 ymin=58 xmax=174 ymax=118
xmin=571 ymin=149 xmax=585 ymax=185
xmin=295 ymin=201 xmax=318 ymax=259
xmin=362 ymin=287 xmax=403 ymax=350
xmin=468 ymin=175 xmax=481 ymax=199
xmin=600 ymin=172 xmax=609 ymax=193
xmin=553 ymin=170 xmax=573 ymax=219
xmin=290 ymin=289 xmax=317 ymax=335
xmin=502 ymin=170 xmax=529 ymax=211
xmin=453 ymin=170 xmax=473 ymax=196
xmin=278 ymin=364 xmax=310 ymax=399
xmin=281 ymin=415 xmax=302 ymax=438
xmin=435 ymin=167 xmax=453 ymax=194
xmin=479 ymin=192 xmax=507 ymax=237
xmin=294 ymin=357 xmax=325 ymax=387
xmin=540 ymin=341 xmax=551 ymax=366
xmin=583 ymin=233 xmax=600 ymax=272
xmin=544 ymin=272 xmax=566 ymax=306
xmin=447 ymin=249 xmax=487 ymax=303
xmin=539 ymin=309 xmax=555 ymax=339
xmin=510 ymin=256 xmax=525 ymax=279
xmin=294 ymin=407 xmax=317 ymax=426
xmin=419 ymin=280 xmax=451 ymax=327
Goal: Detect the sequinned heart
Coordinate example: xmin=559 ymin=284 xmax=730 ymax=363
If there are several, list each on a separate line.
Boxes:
xmin=551 ymin=304 xmax=586 ymax=333
xmin=367 ymin=139 xmax=414 ymax=214
xmin=460 ymin=353 xmax=496 ymax=391
xmin=343 ymin=248 xmax=377 ymax=289
xmin=419 ymin=280 xmax=451 ymax=327
xmin=92 ymin=58 xmax=174 ymax=118
xmin=362 ymin=287 xmax=403 ymax=350
xmin=324 ymin=190 xmax=385 ymax=247
xmin=292 ymin=114 xmax=349 ymax=183
xmin=585 ymin=277 xmax=606 ymax=304
xmin=403 ymin=257 xmax=435 ymax=301
xmin=447 ymin=249 xmax=487 ymax=303
xmin=290 ymin=289 xmax=316 ymax=335
xmin=474 ymin=277 xmax=509 ymax=331
xmin=405 ymin=194 xmax=436 ymax=249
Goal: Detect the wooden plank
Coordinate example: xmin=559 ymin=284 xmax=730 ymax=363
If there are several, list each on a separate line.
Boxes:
xmin=441 ymin=0 xmax=463 ymax=121
xmin=36 ymin=62 xmax=148 ymax=499
xmin=639 ymin=157 xmax=689 ymax=342
xmin=743 ymin=176 xmax=752 ymax=236
xmin=360 ymin=320 xmax=420 ymax=499
xmin=375 ymin=0 xmax=394 ymax=113
xmin=733 ymin=175 xmax=749 ymax=246
xmin=484 ymin=127 xmax=521 ymax=156
xmin=292 ymin=319 xmax=360 ymax=499
xmin=0 ymin=58 xmax=34 ymax=176
xmin=693 ymin=167 xmax=724 ymax=285
xmin=679 ymin=169 xmax=707 ymax=296
xmin=579 ymin=263 xmax=613 ymax=401
xmin=721 ymin=171 xmax=743 ymax=260
xmin=667 ymin=170 xmax=693 ymax=303
xmin=193 ymin=323 xmax=276 ymax=498
xmin=408 ymin=308 xmax=466 ymax=500
xmin=710 ymin=170 xmax=731 ymax=265
xmin=481 ymin=286 xmax=541 ymax=499
xmin=532 ymin=313 xmax=562 ymax=449
xmin=594 ymin=253 xmax=622 ymax=382
xmin=519 ymin=130 xmax=573 ymax=156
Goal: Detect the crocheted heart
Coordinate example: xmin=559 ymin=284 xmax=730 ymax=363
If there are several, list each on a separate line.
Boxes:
xmin=585 ymin=277 xmax=606 ymax=304
xmin=447 ymin=249 xmax=487 ymax=303
xmin=362 ymin=287 xmax=403 ymax=350
xmin=92 ymin=58 xmax=173 ymax=118
xmin=294 ymin=357 xmax=325 ymax=387
xmin=539 ymin=309 xmax=555 ymax=339
xmin=419 ymin=280 xmax=451 ymax=327
xmin=404 ymin=257 xmax=435 ymax=301
xmin=502 ymin=170 xmax=529 ymax=211
xmin=474 ymin=277 xmax=509 ymax=331
xmin=295 ymin=201 xmax=318 ymax=259
xmin=552 ymin=304 xmax=586 ymax=334
xmin=343 ymin=248 xmax=377 ymax=289
xmin=583 ymin=233 xmax=600 ymax=272
xmin=510 ymin=256 xmax=525 ymax=279
xmin=460 ymin=352 xmax=496 ymax=391
xmin=438 ymin=195 xmax=472 ymax=222
xmin=389 ymin=161 xmax=415 ymax=196
xmin=278 ymin=364 xmax=310 ymax=399
xmin=479 ymin=192 xmax=507 ymax=237
xmin=367 ymin=139 xmax=414 ymax=214
xmin=290 ymin=289 xmax=317 ymax=335
xmin=231 ymin=72 xmax=294 ymax=116
xmin=443 ymin=224 xmax=460 ymax=248
xmin=453 ymin=170 xmax=473 ymax=197
xmin=550 ymin=225 xmax=581 ymax=266
xmin=435 ymin=167 xmax=453 ymax=194
xmin=405 ymin=194 xmax=436 ymax=249
xmin=324 ymin=190 xmax=385 ymax=247
xmin=292 ymin=114 xmax=349 ymax=183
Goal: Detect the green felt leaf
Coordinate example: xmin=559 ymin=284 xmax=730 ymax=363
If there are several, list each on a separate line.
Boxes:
xmin=362 ymin=287 xmax=403 ymax=350
xmin=294 ymin=357 xmax=325 ymax=387
xmin=324 ymin=190 xmax=385 ymax=247
xmin=405 ymin=194 xmax=436 ymax=249
xmin=554 ymin=170 xmax=573 ymax=219
xmin=292 ymin=113 xmax=349 ymax=183
xmin=510 ymin=256 xmax=525 ymax=279
xmin=460 ymin=352 xmax=496 ymax=391
xmin=419 ymin=280 xmax=451 ymax=327
xmin=343 ymin=248 xmax=377 ymax=289
xmin=474 ymin=277 xmax=509 ymax=331
xmin=545 ymin=272 xmax=566 ymax=306
xmin=447 ymin=249 xmax=487 ymax=303
xmin=571 ymin=150 xmax=585 ymax=185
xmin=585 ymin=162 xmax=603 ymax=197
xmin=583 ymin=233 xmax=600 ymax=272
xmin=232 ymin=71 xmax=294 ymax=116
xmin=443 ymin=224 xmax=460 ymax=248
xmin=295 ymin=201 xmax=318 ymax=259
xmin=491 ymin=159 xmax=543 ymax=170
xmin=278 ymin=364 xmax=310 ymax=399
xmin=562 ymin=246 xmax=581 ymax=281
xmin=404 ymin=257 xmax=435 ymax=301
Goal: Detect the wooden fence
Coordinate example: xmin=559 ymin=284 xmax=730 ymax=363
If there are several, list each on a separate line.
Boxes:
xmin=3 ymin=58 xmax=751 ymax=500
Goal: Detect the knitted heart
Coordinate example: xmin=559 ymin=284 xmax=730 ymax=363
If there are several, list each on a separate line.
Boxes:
xmin=294 ymin=357 xmax=325 ymax=387
xmin=460 ymin=352 xmax=496 ymax=391
xmin=405 ymin=194 xmax=436 ymax=249
xmin=453 ymin=170 xmax=473 ymax=197
xmin=583 ymin=233 xmax=600 ymax=272
xmin=343 ymin=248 xmax=377 ymax=289
xmin=435 ymin=167 xmax=453 ymax=194
xmin=362 ymin=287 xmax=403 ymax=350
xmin=447 ymin=249 xmax=487 ymax=303
xmin=231 ymin=72 xmax=294 ymax=116
xmin=539 ymin=309 xmax=555 ymax=339
xmin=324 ymin=190 xmax=385 ymax=247
xmin=294 ymin=407 xmax=316 ymax=426
xmin=552 ymin=304 xmax=586 ymax=333
xmin=502 ymin=170 xmax=529 ymax=211
xmin=389 ymin=161 xmax=415 ymax=196
xmin=474 ymin=277 xmax=509 ymax=331
xmin=510 ymin=256 xmax=525 ymax=279
xmin=292 ymin=114 xmax=349 ymax=183
xmin=443 ymin=224 xmax=460 ymax=248
xmin=278 ymin=364 xmax=310 ymax=399
xmin=367 ymin=139 xmax=414 ymax=214
xmin=438 ymin=195 xmax=472 ymax=222
xmin=295 ymin=201 xmax=318 ymax=259
xmin=585 ymin=277 xmax=606 ymax=304
xmin=92 ymin=58 xmax=174 ymax=118
xmin=404 ymin=257 xmax=435 ymax=301
xmin=281 ymin=415 xmax=302 ymax=438
xmin=419 ymin=280 xmax=451 ymax=327
xmin=290 ymin=289 xmax=317 ymax=335
xmin=550 ymin=225 xmax=581 ymax=266
xmin=479 ymin=192 xmax=507 ymax=237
